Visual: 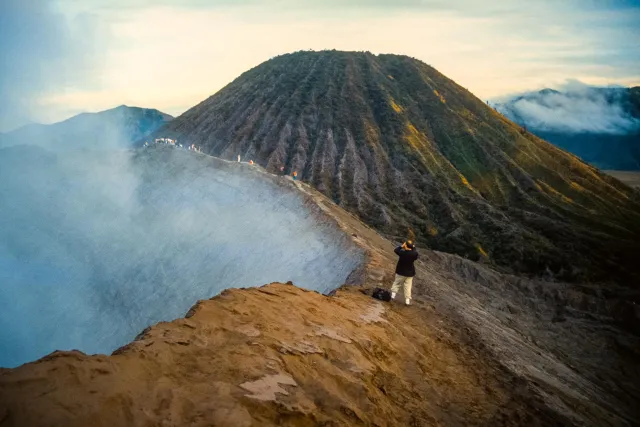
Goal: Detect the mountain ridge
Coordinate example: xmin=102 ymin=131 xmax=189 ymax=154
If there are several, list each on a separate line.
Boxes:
xmin=147 ymin=50 xmax=640 ymax=283
xmin=0 ymin=105 xmax=173 ymax=150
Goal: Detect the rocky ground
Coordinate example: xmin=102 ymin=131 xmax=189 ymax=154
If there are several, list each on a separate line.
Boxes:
xmin=1 ymin=172 xmax=638 ymax=427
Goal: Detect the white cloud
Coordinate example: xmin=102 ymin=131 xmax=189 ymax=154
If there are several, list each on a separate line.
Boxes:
xmin=5 ymin=0 xmax=640 ymax=125
xmin=495 ymin=81 xmax=640 ymax=134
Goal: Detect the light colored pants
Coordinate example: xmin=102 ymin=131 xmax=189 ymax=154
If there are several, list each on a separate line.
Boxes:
xmin=391 ymin=274 xmax=413 ymax=299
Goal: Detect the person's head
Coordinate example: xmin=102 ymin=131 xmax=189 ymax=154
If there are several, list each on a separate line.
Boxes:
xmin=404 ymin=240 xmax=415 ymax=250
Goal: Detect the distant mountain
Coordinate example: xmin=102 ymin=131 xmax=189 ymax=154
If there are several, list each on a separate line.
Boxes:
xmin=0 ymin=105 xmax=173 ymax=150
xmin=148 ymin=50 xmax=640 ymax=283
xmin=494 ymin=86 xmax=640 ymax=170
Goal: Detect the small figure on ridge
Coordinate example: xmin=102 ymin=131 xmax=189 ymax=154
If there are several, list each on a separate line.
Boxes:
xmin=390 ymin=240 xmax=419 ymax=305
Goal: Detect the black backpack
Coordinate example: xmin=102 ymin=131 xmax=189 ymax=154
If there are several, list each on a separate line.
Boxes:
xmin=372 ymin=287 xmax=391 ymax=302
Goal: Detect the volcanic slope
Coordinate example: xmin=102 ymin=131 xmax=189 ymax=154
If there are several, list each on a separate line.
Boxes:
xmin=153 ymin=51 xmax=640 ymax=283
xmin=1 ymin=152 xmax=638 ymax=426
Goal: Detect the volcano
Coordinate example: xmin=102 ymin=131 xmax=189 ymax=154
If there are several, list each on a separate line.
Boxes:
xmin=150 ymin=51 xmax=640 ymax=283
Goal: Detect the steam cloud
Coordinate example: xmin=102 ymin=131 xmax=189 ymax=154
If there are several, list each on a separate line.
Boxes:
xmin=494 ymin=80 xmax=640 ymax=135
xmin=0 ymin=145 xmax=363 ymax=368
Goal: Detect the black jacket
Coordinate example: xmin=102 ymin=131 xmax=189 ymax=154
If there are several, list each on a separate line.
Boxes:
xmin=394 ymin=246 xmax=419 ymax=277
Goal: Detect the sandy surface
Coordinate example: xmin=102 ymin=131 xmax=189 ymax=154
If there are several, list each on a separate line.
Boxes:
xmin=0 ymin=281 xmax=563 ymax=427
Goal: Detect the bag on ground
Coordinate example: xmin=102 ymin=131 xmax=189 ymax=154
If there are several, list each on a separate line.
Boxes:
xmin=372 ymin=287 xmax=391 ymax=302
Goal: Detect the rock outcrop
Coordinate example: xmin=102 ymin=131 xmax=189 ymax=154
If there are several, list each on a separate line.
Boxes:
xmin=1 ymin=172 xmax=638 ymax=426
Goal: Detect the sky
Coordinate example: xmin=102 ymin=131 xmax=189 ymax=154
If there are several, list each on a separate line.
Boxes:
xmin=1 ymin=0 xmax=639 ymax=132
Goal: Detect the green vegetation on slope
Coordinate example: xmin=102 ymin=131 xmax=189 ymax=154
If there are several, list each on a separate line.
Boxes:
xmin=152 ymin=51 xmax=640 ymax=284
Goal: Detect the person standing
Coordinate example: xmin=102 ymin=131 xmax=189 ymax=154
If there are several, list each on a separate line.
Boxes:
xmin=292 ymin=171 xmax=298 ymax=181
xmin=390 ymin=240 xmax=419 ymax=305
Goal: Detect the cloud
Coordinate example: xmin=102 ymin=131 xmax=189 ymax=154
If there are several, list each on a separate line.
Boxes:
xmin=0 ymin=0 xmax=108 ymax=131
xmin=4 ymin=0 xmax=640 ymax=125
xmin=494 ymin=80 xmax=640 ymax=134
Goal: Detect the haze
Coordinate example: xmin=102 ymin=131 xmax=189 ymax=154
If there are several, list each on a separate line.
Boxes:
xmin=0 ymin=146 xmax=363 ymax=367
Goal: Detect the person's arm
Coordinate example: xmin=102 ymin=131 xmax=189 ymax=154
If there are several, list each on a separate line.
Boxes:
xmin=394 ymin=246 xmax=403 ymax=256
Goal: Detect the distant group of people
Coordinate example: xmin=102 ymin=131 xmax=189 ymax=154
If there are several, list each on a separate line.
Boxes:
xmin=154 ymin=137 xmax=176 ymax=145
xmin=278 ymin=166 xmax=297 ymax=180
xmin=237 ymin=156 xmax=298 ymax=180
xmin=143 ymin=138 xmax=201 ymax=152
xmin=279 ymin=166 xmax=297 ymax=180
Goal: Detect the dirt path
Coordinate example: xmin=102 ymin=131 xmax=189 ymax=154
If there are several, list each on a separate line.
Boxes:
xmin=294 ymin=179 xmax=640 ymax=426
xmin=0 ymin=280 xmax=569 ymax=427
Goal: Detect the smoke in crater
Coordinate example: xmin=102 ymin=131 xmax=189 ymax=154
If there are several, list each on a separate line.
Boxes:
xmin=0 ymin=144 xmax=363 ymax=368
